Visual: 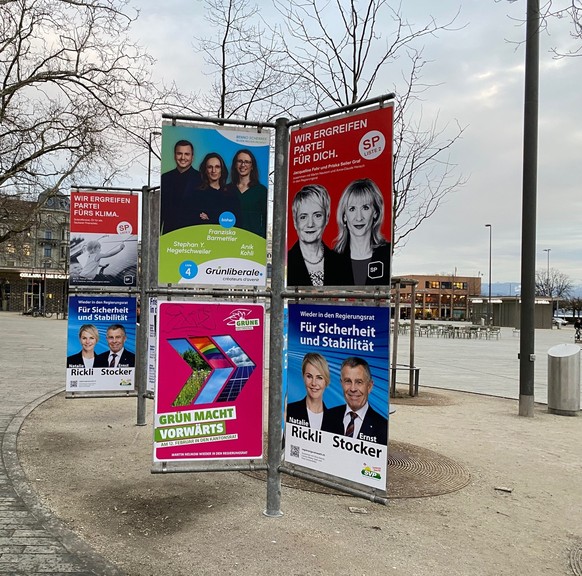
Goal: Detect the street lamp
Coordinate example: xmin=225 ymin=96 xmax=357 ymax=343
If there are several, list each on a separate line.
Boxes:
xmin=543 ymin=248 xmax=552 ymax=314
xmin=485 ymin=224 xmax=492 ymax=325
xmin=543 ymin=248 xmax=551 ymax=293
xmin=147 ymin=131 xmax=162 ymax=188
xmin=42 ymin=258 xmax=50 ymax=313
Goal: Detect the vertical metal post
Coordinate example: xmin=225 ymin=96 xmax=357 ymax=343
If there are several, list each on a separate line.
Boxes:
xmin=136 ymin=186 xmax=150 ymax=426
xmin=543 ymin=248 xmax=551 ymax=314
xmin=485 ymin=224 xmax=492 ymax=325
xmin=264 ymin=117 xmax=288 ymax=518
xmin=148 ymin=132 xmax=162 ymax=188
xmin=519 ymin=0 xmax=540 ymax=417
xmin=409 ymin=281 xmax=416 ymax=396
xmin=42 ymin=260 xmax=48 ymax=311
xmin=390 ymin=282 xmax=401 ymax=397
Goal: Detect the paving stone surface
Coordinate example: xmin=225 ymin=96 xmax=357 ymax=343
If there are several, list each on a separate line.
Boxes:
xmin=0 ymin=314 xmax=124 ymax=575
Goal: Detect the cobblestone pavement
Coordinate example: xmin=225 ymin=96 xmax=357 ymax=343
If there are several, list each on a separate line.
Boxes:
xmin=0 ymin=313 xmax=123 ymax=575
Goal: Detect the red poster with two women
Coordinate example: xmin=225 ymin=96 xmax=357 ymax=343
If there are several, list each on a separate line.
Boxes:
xmin=286 ymin=105 xmax=393 ymax=288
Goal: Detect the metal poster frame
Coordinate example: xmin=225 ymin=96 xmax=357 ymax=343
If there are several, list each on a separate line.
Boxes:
xmin=86 ymin=95 xmax=394 ymax=514
xmin=66 ymin=186 xmax=141 ymax=399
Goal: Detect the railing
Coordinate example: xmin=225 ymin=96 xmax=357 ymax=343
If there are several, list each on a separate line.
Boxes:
xmin=390 ymin=363 xmax=420 ymax=397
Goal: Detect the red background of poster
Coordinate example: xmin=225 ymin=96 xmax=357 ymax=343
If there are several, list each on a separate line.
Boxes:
xmin=70 ymin=191 xmax=139 ymax=233
xmin=286 ymin=105 xmax=393 ymax=249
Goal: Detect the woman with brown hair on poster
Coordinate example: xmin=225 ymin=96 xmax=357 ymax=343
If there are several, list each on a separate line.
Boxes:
xmin=227 ymin=149 xmax=267 ymax=237
xmin=197 ymin=152 xmax=240 ymax=224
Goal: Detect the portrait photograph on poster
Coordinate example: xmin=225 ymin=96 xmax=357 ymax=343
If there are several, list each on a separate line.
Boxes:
xmin=287 ymin=105 xmax=393 ymax=288
xmin=69 ymin=191 xmax=139 ymax=287
xmin=285 ymin=302 xmax=390 ymax=491
xmin=154 ymin=301 xmax=265 ymax=463
xmin=66 ymin=296 xmax=137 ymax=393
xmin=158 ymin=123 xmax=271 ymax=287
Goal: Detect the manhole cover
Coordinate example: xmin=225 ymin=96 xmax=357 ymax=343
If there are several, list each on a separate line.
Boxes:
xmin=570 ymin=543 xmax=582 ymax=575
xmin=242 ymin=440 xmax=470 ymax=499
xmin=388 ymin=441 xmax=471 ymax=498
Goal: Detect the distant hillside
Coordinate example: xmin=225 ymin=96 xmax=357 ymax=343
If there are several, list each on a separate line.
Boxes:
xmin=484 ymin=282 xmax=582 ymax=298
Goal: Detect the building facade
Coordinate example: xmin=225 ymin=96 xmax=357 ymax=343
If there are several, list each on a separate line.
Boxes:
xmin=394 ymin=274 xmax=482 ymax=321
xmin=0 ymin=192 xmax=70 ymax=314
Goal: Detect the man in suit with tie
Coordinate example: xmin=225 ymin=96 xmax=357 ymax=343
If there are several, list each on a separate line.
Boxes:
xmin=94 ymin=324 xmax=135 ymax=368
xmin=323 ymin=356 xmax=387 ymax=445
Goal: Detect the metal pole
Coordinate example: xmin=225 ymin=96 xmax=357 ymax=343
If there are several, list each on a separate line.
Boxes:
xmin=519 ymin=0 xmax=540 ymax=417
xmin=485 ymin=224 xmax=492 ymax=324
xmin=543 ymin=248 xmax=551 ymax=314
xmin=43 ymin=260 xmax=47 ymax=312
xmin=264 ymin=117 xmax=288 ymax=518
xmin=148 ymin=132 xmax=162 ymax=188
xmin=136 ymin=186 xmax=150 ymax=426
xmin=409 ymin=282 xmax=416 ymax=396
xmin=390 ymin=282 xmax=401 ymax=397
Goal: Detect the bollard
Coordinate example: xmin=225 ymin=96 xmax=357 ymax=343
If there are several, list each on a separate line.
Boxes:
xmin=547 ymin=344 xmax=580 ymax=416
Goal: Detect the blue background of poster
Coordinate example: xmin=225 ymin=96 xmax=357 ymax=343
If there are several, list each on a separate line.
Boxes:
xmin=67 ymin=296 xmax=137 ymax=357
xmin=287 ymin=303 xmax=389 ymax=417
xmin=160 ymin=124 xmax=270 ymax=190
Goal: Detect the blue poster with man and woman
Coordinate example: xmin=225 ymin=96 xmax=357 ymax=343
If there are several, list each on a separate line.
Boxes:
xmin=285 ymin=302 xmax=390 ymax=491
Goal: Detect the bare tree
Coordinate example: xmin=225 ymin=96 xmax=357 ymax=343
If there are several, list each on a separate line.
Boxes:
xmin=195 ymin=0 xmax=466 ymax=246
xmin=270 ymin=0 xmax=467 ymax=248
xmin=535 ymin=267 xmax=573 ymax=299
xmin=503 ymin=0 xmax=582 ymax=57
xmin=565 ymin=295 xmax=582 ymax=317
xmin=0 ymin=0 xmax=184 ymax=244
xmin=195 ymin=0 xmax=300 ymax=120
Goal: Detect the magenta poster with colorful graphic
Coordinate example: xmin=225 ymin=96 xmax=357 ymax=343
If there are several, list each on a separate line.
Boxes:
xmin=154 ymin=301 xmax=264 ymax=462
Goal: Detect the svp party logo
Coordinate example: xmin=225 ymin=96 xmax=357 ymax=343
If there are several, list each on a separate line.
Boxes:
xmin=361 ymin=464 xmax=382 ymax=481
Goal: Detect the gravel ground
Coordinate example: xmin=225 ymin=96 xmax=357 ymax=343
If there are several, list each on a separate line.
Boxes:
xmin=18 ymin=388 xmax=582 ymax=576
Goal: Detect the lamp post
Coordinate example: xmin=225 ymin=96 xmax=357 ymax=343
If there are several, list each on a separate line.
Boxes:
xmin=485 ymin=224 xmax=492 ymax=325
xmin=42 ymin=258 xmax=50 ymax=313
xmin=543 ymin=247 xmax=551 ymax=291
xmin=147 ymin=131 xmax=162 ymax=188
xmin=543 ymin=248 xmax=552 ymax=316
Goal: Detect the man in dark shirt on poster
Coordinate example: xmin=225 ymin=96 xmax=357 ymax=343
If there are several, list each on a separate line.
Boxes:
xmin=160 ymin=139 xmax=202 ymax=234
xmin=323 ymin=356 xmax=388 ymax=445
xmin=94 ymin=324 xmax=135 ymax=368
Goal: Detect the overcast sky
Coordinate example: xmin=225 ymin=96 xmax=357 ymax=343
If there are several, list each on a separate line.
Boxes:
xmin=130 ymin=0 xmax=581 ymax=285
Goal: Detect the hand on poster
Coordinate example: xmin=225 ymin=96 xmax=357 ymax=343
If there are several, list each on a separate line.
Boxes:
xmin=69 ymin=234 xmax=137 ymax=286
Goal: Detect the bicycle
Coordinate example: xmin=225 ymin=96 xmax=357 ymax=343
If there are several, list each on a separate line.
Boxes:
xmin=31 ymin=306 xmax=53 ymax=319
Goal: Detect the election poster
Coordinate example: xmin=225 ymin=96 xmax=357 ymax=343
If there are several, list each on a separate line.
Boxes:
xmin=69 ymin=191 xmax=139 ymax=287
xmin=158 ymin=123 xmax=271 ymax=287
xmin=286 ymin=105 xmax=393 ymax=288
xmin=66 ymin=296 xmax=138 ymax=393
xmin=154 ymin=301 xmax=264 ymax=462
xmin=285 ymin=302 xmax=389 ymax=491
